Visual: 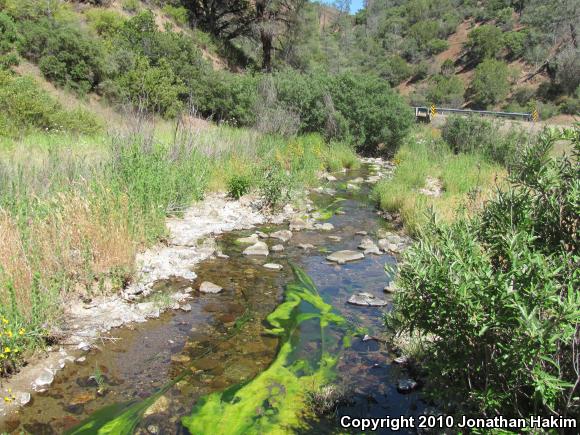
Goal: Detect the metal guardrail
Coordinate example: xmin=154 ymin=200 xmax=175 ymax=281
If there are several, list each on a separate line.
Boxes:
xmin=413 ymin=106 xmax=534 ymax=122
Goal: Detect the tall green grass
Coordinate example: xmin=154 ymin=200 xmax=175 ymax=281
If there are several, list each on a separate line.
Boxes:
xmin=372 ymin=128 xmax=504 ymax=234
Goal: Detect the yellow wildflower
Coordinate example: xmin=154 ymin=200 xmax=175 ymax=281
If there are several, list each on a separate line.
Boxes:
xmin=5 ymin=330 xmax=12 ymax=338
xmin=1 ymin=318 xmax=7 ymax=325
xmin=3 ymin=347 xmax=10 ymax=353
xmin=18 ymin=328 xmax=25 ymax=335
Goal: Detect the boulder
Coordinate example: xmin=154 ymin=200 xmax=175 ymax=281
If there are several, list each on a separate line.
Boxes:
xmin=270 ymin=230 xmax=293 ymax=242
xmin=347 ymin=292 xmax=387 ymax=307
xmin=243 ymin=241 xmax=269 ymax=256
xmin=298 ymin=243 xmax=315 ymax=250
xmin=271 ymin=244 xmax=284 ymax=252
xmin=199 ymin=281 xmax=223 ymax=294
xmin=357 ymin=238 xmax=381 ymax=255
xmin=327 ymin=250 xmax=364 ymax=265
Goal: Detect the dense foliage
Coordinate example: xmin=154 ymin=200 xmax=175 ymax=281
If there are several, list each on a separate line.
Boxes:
xmin=388 ymin=126 xmax=580 ymax=418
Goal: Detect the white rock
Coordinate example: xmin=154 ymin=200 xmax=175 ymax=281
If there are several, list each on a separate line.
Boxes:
xmin=16 ymin=391 xmax=31 ymax=406
xmin=199 ymin=281 xmax=223 ymax=294
xmin=347 ymin=292 xmax=388 ymax=307
xmin=298 ymin=243 xmax=315 ymax=250
xmin=327 ymin=250 xmax=364 ymax=265
xmin=180 ymin=304 xmax=192 ymax=312
xmin=270 ymin=230 xmax=293 ymax=242
xmin=358 ymin=238 xmax=381 ymax=255
xmin=264 ymin=263 xmax=283 ymax=271
xmin=314 ymin=223 xmax=334 ymax=231
xmin=33 ymin=368 xmax=54 ymax=389
xmin=271 ymin=244 xmax=285 ymax=252
xmin=77 ymin=342 xmax=91 ymax=352
xmin=243 ymin=241 xmax=269 ymax=256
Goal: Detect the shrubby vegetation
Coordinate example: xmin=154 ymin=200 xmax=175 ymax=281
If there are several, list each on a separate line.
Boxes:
xmin=442 ymin=115 xmax=529 ymax=166
xmin=387 ymin=127 xmax=579 ymax=419
xmin=0 ymin=70 xmax=101 ymax=136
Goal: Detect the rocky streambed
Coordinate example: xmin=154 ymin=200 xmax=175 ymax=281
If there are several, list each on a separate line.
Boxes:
xmin=0 ymin=159 xmax=425 ymax=434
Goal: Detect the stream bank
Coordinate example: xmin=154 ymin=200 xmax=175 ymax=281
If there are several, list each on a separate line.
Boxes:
xmin=0 ymin=159 xmax=424 ymax=434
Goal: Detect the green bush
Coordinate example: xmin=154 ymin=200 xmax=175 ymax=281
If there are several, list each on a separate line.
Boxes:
xmin=19 ymin=18 xmax=106 ymax=93
xmin=504 ymin=30 xmax=527 ymax=60
xmin=328 ymin=72 xmax=413 ymax=153
xmin=466 ymin=24 xmax=504 ymax=64
xmin=121 ymin=0 xmax=140 ymax=13
xmin=0 ymin=70 xmax=101 ymax=135
xmin=226 ymin=174 xmax=252 ymax=199
xmin=259 ymin=163 xmax=289 ymax=208
xmin=114 ymin=57 xmax=186 ymax=118
xmin=442 ymin=115 xmax=528 ymax=165
xmin=388 ymin=128 xmax=579 ymax=418
xmin=471 ymin=58 xmax=510 ymax=108
xmin=85 ymin=9 xmax=125 ymax=37
xmin=162 ymin=5 xmax=189 ymax=26
xmin=440 ymin=58 xmax=454 ymax=76
xmin=426 ymin=39 xmax=448 ymax=55
xmin=376 ymin=55 xmax=412 ymax=86
xmin=0 ymin=11 xmax=20 ymax=69
xmin=426 ymin=74 xmax=464 ymax=107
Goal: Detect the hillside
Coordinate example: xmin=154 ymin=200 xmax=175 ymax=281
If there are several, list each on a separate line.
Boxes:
xmin=298 ymin=0 xmax=580 ymax=119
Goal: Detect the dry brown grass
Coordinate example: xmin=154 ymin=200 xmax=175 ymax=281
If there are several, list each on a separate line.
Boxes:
xmin=0 ymin=191 xmax=136 ymax=318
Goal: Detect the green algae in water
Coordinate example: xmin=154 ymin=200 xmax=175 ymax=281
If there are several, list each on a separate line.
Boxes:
xmin=314 ymin=198 xmax=345 ymax=220
xmin=182 ymin=264 xmax=349 ymax=435
xmin=64 ymin=374 xmax=182 ymax=435
xmin=64 ymin=266 xmax=350 ymax=435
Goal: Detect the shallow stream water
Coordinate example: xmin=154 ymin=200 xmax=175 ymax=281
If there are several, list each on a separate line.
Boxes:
xmin=1 ymin=165 xmax=425 ymax=434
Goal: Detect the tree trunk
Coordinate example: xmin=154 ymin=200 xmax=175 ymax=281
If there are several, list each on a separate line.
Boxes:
xmin=261 ymin=29 xmax=273 ymax=72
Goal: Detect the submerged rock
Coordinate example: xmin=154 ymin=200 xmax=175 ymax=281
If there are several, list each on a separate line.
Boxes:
xmin=269 ymin=230 xmax=293 ymax=242
xmin=347 ymin=292 xmax=388 ymax=307
xmin=327 ymin=250 xmax=364 ymax=265
xmin=243 ymin=241 xmax=269 ymax=256
xmin=384 ymin=282 xmax=398 ymax=293
xmin=397 ymin=379 xmax=419 ymax=393
xmin=236 ymin=234 xmax=259 ymax=244
xmin=357 ymin=238 xmax=381 ymax=255
xmin=328 ymin=235 xmax=341 ymax=241
xmin=314 ymin=223 xmax=334 ymax=231
xmin=33 ymin=369 xmax=55 ymax=390
xmin=264 ymin=263 xmax=283 ymax=271
xmin=298 ymin=243 xmax=315 ymax=250
xmin=144 ymin=395 xmax=170 ymax=417
xmin=355 ymin=231 xmax=368 ymax=236
xmin=289 ymin=217 xmax=313 ymax=231
xmin=16 ymin=391 xmax=31 ymax=406
xmin=199 ymin=281 xmax=223 ymax=294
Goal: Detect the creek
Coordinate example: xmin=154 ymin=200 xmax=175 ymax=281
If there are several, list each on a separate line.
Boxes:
xmin=1 ymin=163 xmax=426 ymax=434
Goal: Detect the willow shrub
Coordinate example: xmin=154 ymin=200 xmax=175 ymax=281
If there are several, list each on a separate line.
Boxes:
xmin=388 ymin=127 xmax=579 ymax=418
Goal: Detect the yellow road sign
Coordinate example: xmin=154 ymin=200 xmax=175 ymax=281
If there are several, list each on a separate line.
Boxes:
xmin=532 ymin=108 xmax=539 ymax=122
xmin=430 ymin=104 xmax=436 ymax=117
